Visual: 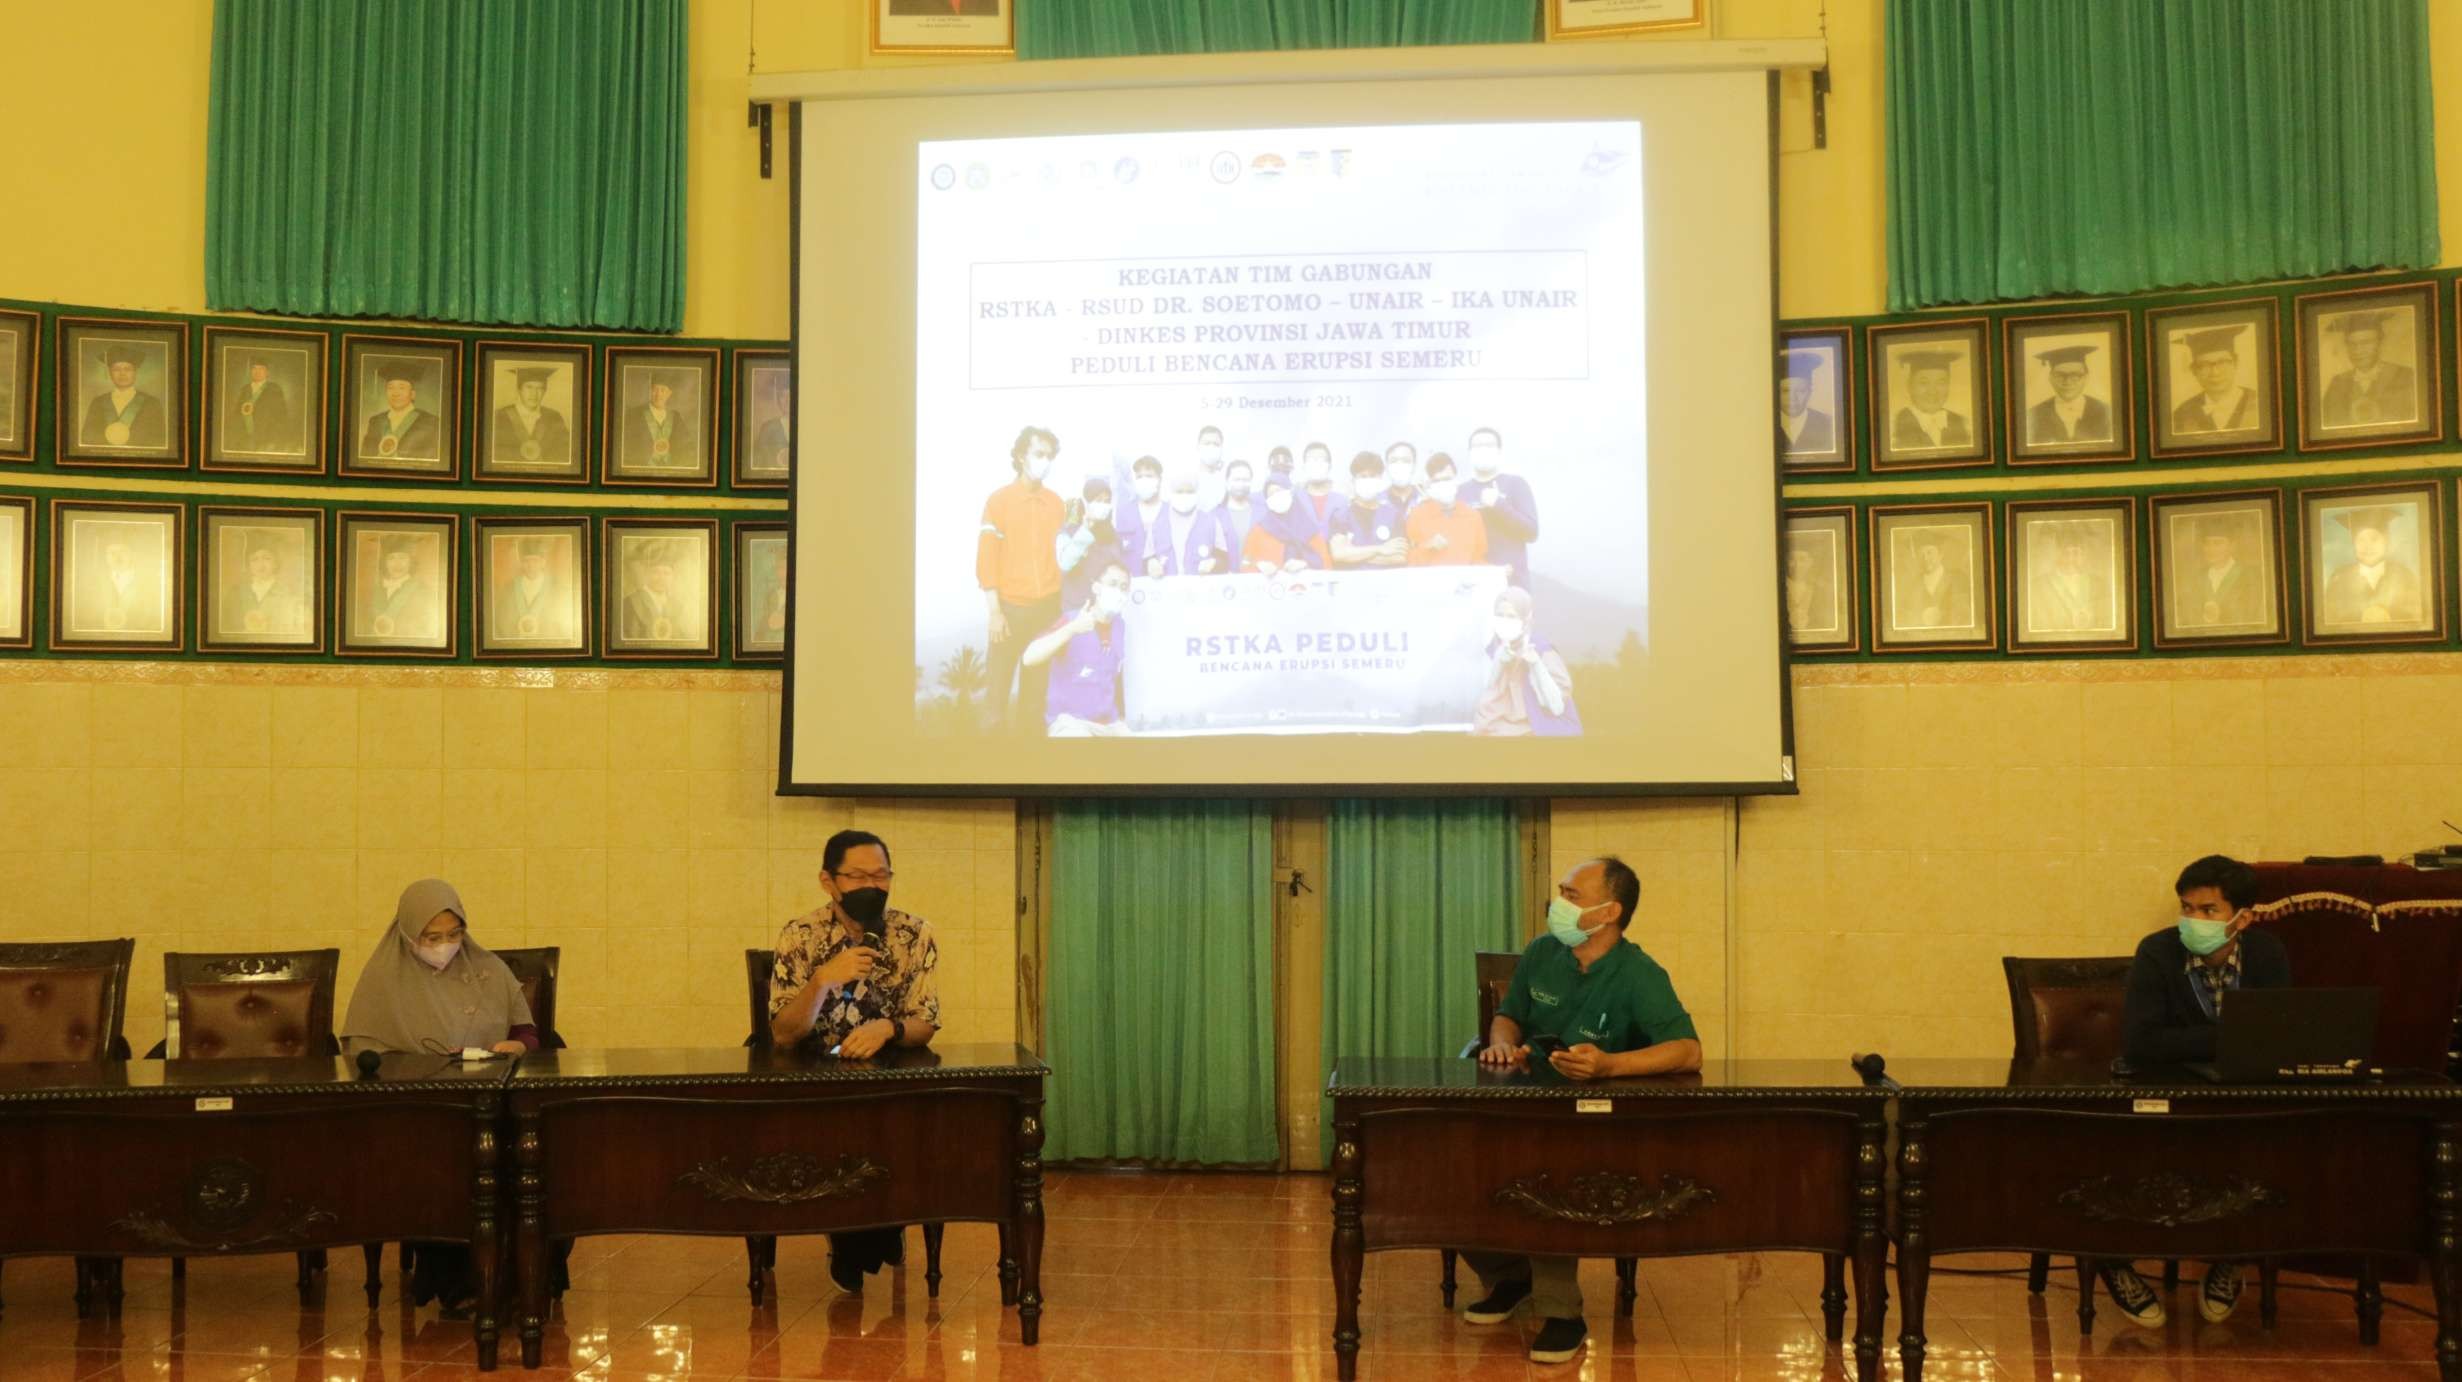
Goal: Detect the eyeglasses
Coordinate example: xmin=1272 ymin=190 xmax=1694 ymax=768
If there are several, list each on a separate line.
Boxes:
xmin=832 ymin=870 xmax=895 ymax=886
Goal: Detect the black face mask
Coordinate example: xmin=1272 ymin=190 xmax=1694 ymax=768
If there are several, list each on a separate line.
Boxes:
xmin=838 ymin=887 xmax=889 ymax=928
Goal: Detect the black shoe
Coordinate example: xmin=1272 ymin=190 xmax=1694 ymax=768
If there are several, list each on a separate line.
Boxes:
xmin=884 ymin=1232 xmax=905 ymax=1269
xmin=1528 ymin=1316 xmax=1587 ymax=1364
xmin=1460 ymin=1276 xmax=1530 ymax=1324
xmin=829 ymin=1251 xmax=865 ymax=1294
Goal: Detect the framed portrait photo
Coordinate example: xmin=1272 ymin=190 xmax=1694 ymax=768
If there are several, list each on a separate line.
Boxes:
xmin=474 ymin=516 xmax=591 ymax=659
xmin=2148 ymin=299 xmax=2281 ymax=458
xmin=340 ymin=335 xmax=461 ymax=480
xmin=603 ymin=346 xmax=719 ymax=487
xmin=203 ymin=326 xmax=327 ymax=475
xmin=1776 ymin=329 xmax=1852 ymax=474
xmin=475 ymin=341 xmax=589 ymax=484
xmin=0 ymin=495 xmax=32 ymax=648
xmin=1867 ymin=319 xmax=1991 ymax=471
xmin=0 ymin=308 xmax=37 ymax=462
xmin=1545 ymin=0 xmax=1705 ymax=40
xmin=2148 ymin=489 xmax=2288 ymax=649
xmin=1781 ymin=506 xmax=1857 ymax=653
xmin=198 ymin=507 xmax=323 ymax=653
xmin=732 ymin=350 xmax=793 ymax=488
xmin=2299 ymin=482 xmax=2445 ymax=647
xmin=336 ymin=511 xmax=457 ymax=657
xmin=56 ymin=317 xmax=188 ymax=469
xmin=734 ymin=521 xmax=790 ymax=661
xmin=49 ymin=501 xmax=182 ymax=652
xmin=2003 ymin=311 xmax=2133 ymax=465
xmin=872 ymin=0 xmax=1013 ymax=55
xmin=604 ymin=518 xmax=718 ymax=659
xmin=2297 ymin=282 xmax=2441 ymax=452
xmin=2005 ymin=499 xmax=2136 ymax=654
xmin=1869 ymin=502 xmax=1995 ymax=652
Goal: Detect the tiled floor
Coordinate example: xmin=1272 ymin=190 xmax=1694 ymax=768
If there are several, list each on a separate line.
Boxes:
xmin=0 ymin=1170 xmax=2443 ymax=1380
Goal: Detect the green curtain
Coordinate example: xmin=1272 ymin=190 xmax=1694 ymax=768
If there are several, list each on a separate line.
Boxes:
xmin=1885 ymin=0 xmax=2437 ymax=309
xmin=1319 ymin=797 xmax=1523 ymax=1165
xmin=207 ymin=0 xmax=688 ymax=331
xmin=1021 ymin=0 xmax=1536 ymax=59
xmin=1045 ymin=800 xmax=1280 ymax=1164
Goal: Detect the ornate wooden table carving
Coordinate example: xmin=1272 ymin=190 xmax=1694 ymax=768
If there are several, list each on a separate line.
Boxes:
xmin=1889 ymin=1058 xmax=2462 ymax=1381
xmin=504 ymin=1044 xmax=1049 ymax=1370
xmin=1325 ymin=1057 xmax=1892 ymax=1381
xmin=0 ymin=1053 xmax=512 ymax=1367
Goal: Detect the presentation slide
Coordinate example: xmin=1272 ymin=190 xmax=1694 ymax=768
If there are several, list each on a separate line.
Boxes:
xmin=914 ymin=123 xmax=1644 ymax=740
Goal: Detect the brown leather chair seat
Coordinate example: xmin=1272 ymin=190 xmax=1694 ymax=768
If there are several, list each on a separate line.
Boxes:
xmin=0 ymin=965 xmax=115 ymax=1064
xmin=178 ymin=979 xmax=321 ymax=1060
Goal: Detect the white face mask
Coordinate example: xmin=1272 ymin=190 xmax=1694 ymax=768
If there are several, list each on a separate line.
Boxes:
xmin=414 ymin=939 xmax=462 ymax=971
xmin=1084 ymin=500 xmax=1113 ymax=522
xmin=1470 ymin=446 xmax=1502 ymax=476
xmin=1134 ymin=475 xmax=1160 ymax=501
xmin=1305 ymin=458 xmax=1332 ymax=483
xmin=1428 ymin=479 xmax=1460 ymax=506
xmin=1265 ymin=491 xmax=1293 ymax=514
xmin=1387 ymin=461 xmax=1416 ymax=486
xmin=1169 ymin=492 xmax=1198 ymax=515
xmin=1353 ymin=476 xmax=1386 ymax=501
xmin=1199 ymin=445 xmax=1223 ymax=466
xmin=1493 ymin=616 xmax=1524 ymax=646
xmin=1023 ymin=454 xmax=1053 ymax=481
xmin=1093 ymin=584 xmax=1127 ymax=619
xmin=1227 ymin=476 xmax=1252 ymax=500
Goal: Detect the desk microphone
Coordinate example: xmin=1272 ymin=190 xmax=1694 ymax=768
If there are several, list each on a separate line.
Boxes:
xmin=1850 ymin=1052 xmax=1899 ymax=1090
xmin=355 ymin=1050 xmax=382 ymax=1081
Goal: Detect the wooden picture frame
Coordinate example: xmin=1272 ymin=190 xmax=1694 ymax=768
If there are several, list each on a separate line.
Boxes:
xmin=2147 ymin=299 xmax=2281 ymax=459
xmin=2297 ymin=281 xmax=2442 ymax=452
xmin=0 ymin=308 xmax=38 ymax=463
xmin=55 ymin=317 xmax=188 ymax=469
xmin=2002 ymin=311 xmax=2134 ymax=466
xmin=1869 ymin=502 xmax=1996 ymax=652
xmin=1544 ymin=0 xmax=1706 ymax=40
xmin=732 ymin=350 xmax=792 ymax=488
xmin=871 ymin=0 xmax=1014 ymax=55
xmin=734 ymin=521 xmax=789 ymax=661
xmin=474 ymin=515 xmax=592 ymax=659
xmin=1781 ymin=505 xmax=1857 ymax=653
xmin=474 ymin=341 xmax=591 ymax=484
xmin=0 ymin=494 xmax=31 ymax=648
xmin=336 ymin=511 xmax=458 ymax=658
xmin=202 ymin=326 xmax=328 ymax=476
xmin=2148 ymin=488 xmax=2290 ymax=649
xmin=602 ymin=346 xmax=720 ymax=488
xmin=340 ymin=335 xmax=463 ymax=481
xmin=1867 ymin=319 xmax=1992 ymax=471
xmin=198 ymin=506 xmax=324 ymax=654
xmin=49 ymin=500 xmax=184 ymax=652
xmin=603 ymin=517 xmax=719 ymax=659
xmin=1776 ymin=328 xmax=1853 ymax=474
xmin=2298 ymin=481 xmax=2446 ymax=647
xmin=2005 ymin=498 xmax=2136 ymax=654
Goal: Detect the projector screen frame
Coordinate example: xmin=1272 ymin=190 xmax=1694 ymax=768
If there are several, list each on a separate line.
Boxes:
xmin=773 ymin=48 xmax=1809 ymax=800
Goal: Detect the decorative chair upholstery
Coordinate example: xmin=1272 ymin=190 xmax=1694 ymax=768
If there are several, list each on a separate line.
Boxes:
xmin=0 ymin=938 xmax=136 ymax=1318
xmin=1440 ymin=949 xmax=1642 ymax=1317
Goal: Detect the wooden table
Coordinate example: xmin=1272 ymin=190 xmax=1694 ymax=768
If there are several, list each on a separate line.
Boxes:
xmin=504 ymin=1044 xmax=1050 ymax=1369
xmin=1889 ymin=1058 xmax=2462 ymax=1381
xmin=0 ymin=1053 xmax=512 ymax=1368
xmin=1326 ymin=1057 xmax=1892 ymax=1381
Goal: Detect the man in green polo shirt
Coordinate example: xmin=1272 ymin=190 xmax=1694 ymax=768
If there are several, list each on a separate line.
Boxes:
xmin=1461 ymin=854 xmax=1701 ymax=1364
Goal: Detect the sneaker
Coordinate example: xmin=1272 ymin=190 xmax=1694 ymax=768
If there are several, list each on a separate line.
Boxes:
xmin=2102 ymin=1264 xmax=2167 ymax=1328
xmin=2199 ymin=1263 xmax=2243 ymax=1323
xmin=1528 ymin=1315 xmax=1588 ymax=1365
xmin=1461 ymin=1276 xmax=1530 ymax=1324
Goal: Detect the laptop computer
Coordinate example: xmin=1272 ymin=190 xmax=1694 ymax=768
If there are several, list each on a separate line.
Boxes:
xmin=2185 ymin=987 xmax=2381 ymax=1083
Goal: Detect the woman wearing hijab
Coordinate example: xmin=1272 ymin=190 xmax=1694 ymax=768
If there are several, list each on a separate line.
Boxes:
xmin=1242 ymin=474 xmax=1328 ymax=574
xmin=342 ymin=879 xmax=538 ymax=1313
xmin=1472 ymin=587 xmax=1582 ymax=737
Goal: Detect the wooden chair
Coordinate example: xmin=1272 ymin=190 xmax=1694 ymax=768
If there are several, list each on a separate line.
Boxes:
xmin=739 ymin=948 xmax=945 ymax=1303
xmin=2001 ymin=956 xmax=2223 ymax=1330
xmin=1439 ymin=949 xmax=1642 ymax=1318
xmin=0 ymin=938 xmax=137 ymax=1318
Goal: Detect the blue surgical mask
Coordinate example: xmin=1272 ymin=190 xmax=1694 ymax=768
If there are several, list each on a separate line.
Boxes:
xmin=1546 ymin=896 xmax=1604 ymax=947
xmin=2178 ymin=915 xmax=2234 ymax=956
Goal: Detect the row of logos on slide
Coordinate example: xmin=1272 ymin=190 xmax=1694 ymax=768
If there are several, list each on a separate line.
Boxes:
xmin=929 ymin=146 xmax=1357 ymax=194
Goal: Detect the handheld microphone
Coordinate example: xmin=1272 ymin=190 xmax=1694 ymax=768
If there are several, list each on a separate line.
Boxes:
xmin=355 ymin=1050 xmax=382 ymax=1081
xmin=1849 ymin=1052 xmax=1899 ymax=1090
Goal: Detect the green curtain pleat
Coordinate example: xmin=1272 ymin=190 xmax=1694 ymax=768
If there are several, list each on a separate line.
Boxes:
xmin=1021 ymin=0 xmax=1537 ymax=59
xmin=1045 ymin=799 xmax=1280 ymax=1164
xmin=1318 ymin=797 xmax=1522 ymax=1166
xmin=1885 ymin=0 xmax=2437 ymax=309
xmin=207 ymin=0 xmax=687 ymax=331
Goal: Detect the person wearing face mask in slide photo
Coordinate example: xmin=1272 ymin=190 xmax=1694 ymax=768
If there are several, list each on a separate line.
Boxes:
xmin=1112 ymin=454 xmax=1177 ymax=579
xmin=1024 ymin=558 xmax=1134 ymax=735
xmin=1405 ymin=452 xmax=1486 ymax=566
xmin=1171 ymin=470 xmax=1236 ymax=576
xmin=1473 ymin=587 xmax=1579 ymax=736
xmin=2098 ymin=854 xmax=2289 ymax=1330
xmin=768 ymin=830 xmax=943 ymax=1290
xmin=1056 ymin=474 xmax=1123 ymax=609
xmin=1298 ymin=440 xmax=1340 ymax=538
xmin=1458 ymin=427 xmax=1539 ymax=588
xmin=1329 ymin=451 xmax=1410 ymax=567
xmin=1244 ymin=474 xmax=1329 ymax=573
xmin=1466 ymin=857 xmax=1699 ymax=1364
xmin=1213 ymin=458 xmax=1260 ymax=556
xmin=341 ymin=880 xmax=539 ymax=1314
xmin=1193 ymin=423 xmax=1229 ymax=508
xmin=977 ymin=426 xmax=1066 ymax=734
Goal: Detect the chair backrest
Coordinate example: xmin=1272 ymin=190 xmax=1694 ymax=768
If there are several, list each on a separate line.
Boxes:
xmin=1474 ymin=950 xmax=1522 ymax=1038
xmin=494 ymin=946 xmax=564 ymax=1049
xmin=163 ymin=948 xmax=339 ymax=1060
xmin=745 ymin=948 xmax=775 ymax=1048
xmin=0 ymin=938 xmax=135 ymax=1062
xmin=2002 ymin=955 xmax=2134 ymax=1064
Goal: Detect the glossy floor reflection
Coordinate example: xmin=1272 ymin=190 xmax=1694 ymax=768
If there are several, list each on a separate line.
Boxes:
xmin=0 ymin=1169 xmax=2442 ymax=1380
